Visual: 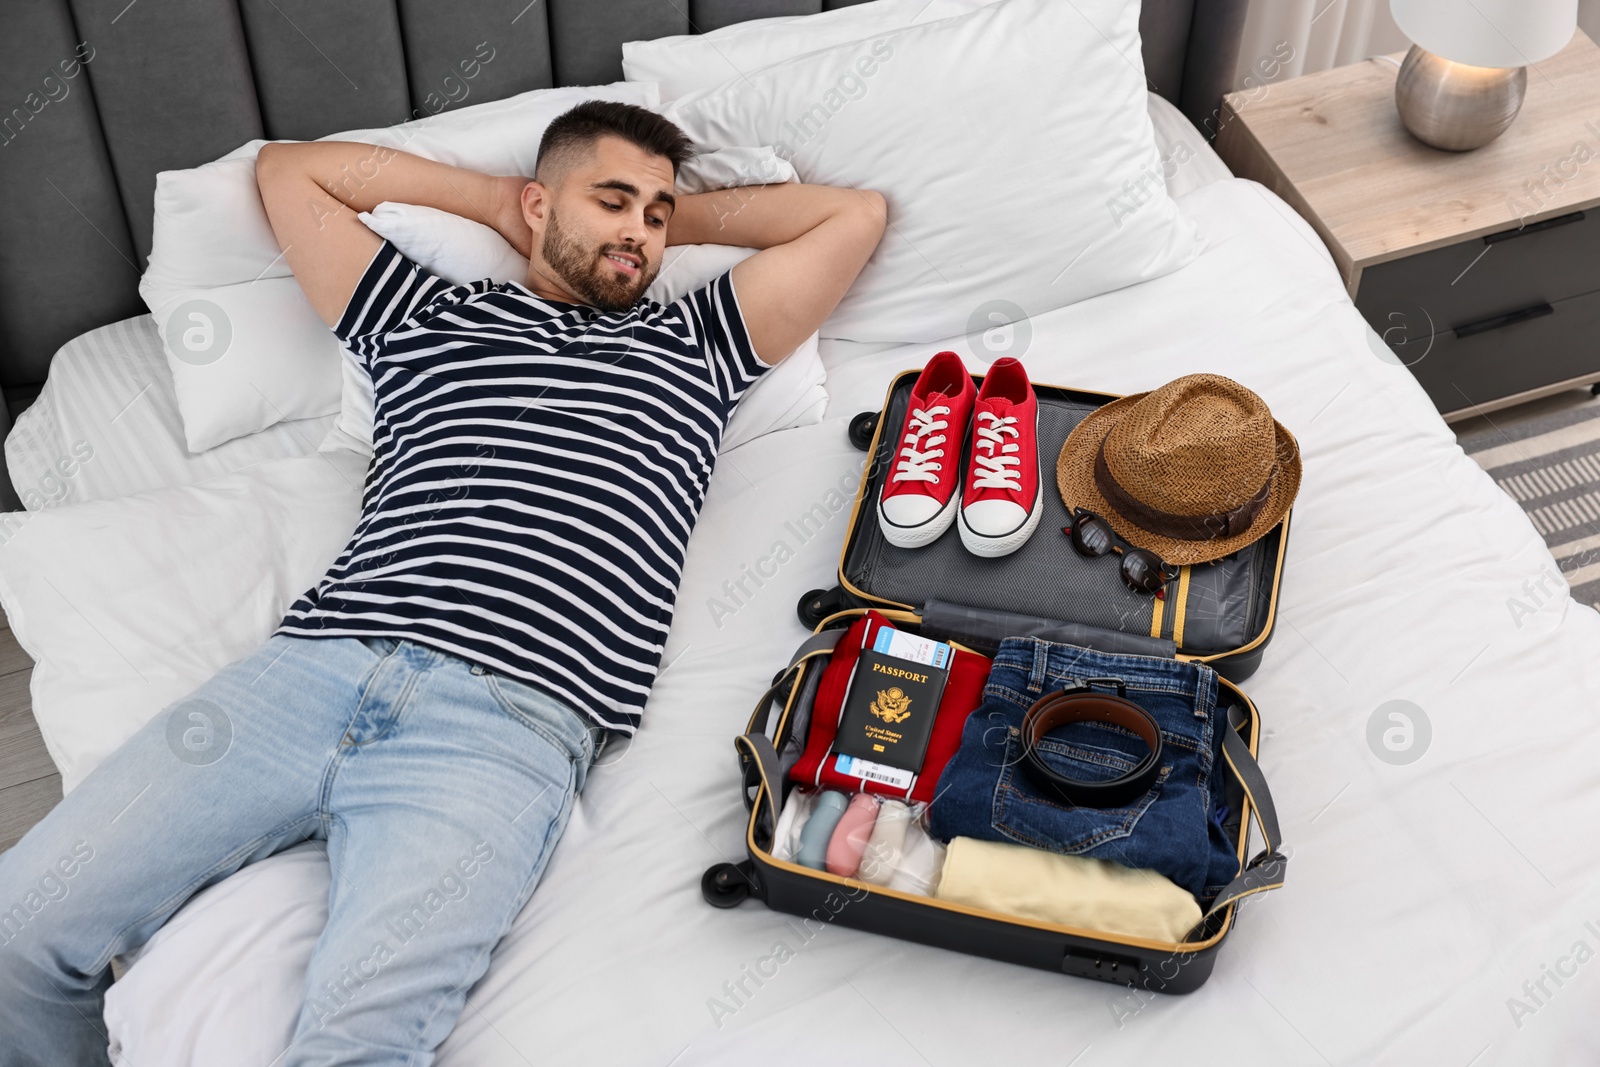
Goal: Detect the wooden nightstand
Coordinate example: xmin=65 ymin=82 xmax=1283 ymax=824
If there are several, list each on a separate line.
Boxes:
xmin=1215 ymin=31 xmax=1600 ymax=421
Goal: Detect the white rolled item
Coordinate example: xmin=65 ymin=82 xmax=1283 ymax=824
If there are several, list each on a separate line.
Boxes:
xmin=857 ymin=799 xmax=913 ymax=885
xmin=885 ymin=818 xmax=946 ymax=897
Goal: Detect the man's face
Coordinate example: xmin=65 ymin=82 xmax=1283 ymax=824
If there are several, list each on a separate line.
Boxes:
xmin=526 ymin=135 xmax=675 ymax=312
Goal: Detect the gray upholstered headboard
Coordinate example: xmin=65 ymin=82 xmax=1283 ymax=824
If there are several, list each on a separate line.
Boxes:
xmin=0 ymin=0 xmax=1246 ymax=397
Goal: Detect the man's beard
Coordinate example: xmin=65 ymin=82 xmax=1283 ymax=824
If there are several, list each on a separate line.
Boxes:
xmin=541 ymin=207 xmax=657 ymax=313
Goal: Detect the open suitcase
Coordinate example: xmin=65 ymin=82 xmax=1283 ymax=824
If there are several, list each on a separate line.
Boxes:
xmin=702 ymin=370 xmax=1290 ymax=994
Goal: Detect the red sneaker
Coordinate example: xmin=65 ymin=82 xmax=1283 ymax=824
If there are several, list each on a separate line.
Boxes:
xmin=959 ymin=357 xmax=1041 ymax=557
xmin=877 ymin=351 xmax=976 ymax=549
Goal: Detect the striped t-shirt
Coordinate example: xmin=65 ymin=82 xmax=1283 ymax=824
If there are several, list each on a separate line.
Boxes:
xmin=276 ymin=239 xmax=769 ymax=732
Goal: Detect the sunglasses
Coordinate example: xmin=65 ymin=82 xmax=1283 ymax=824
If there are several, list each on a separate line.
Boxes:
xmin=1062 ymin=508 xmax=1181 ymax=596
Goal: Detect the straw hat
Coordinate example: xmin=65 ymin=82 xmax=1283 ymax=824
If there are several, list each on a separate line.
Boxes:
xmin=1055 ymin=374 xmax=1300 ymax=565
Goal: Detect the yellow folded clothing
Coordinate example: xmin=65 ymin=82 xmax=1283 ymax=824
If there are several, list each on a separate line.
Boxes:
xmin=934 ymin=837 xmax=1201 ymax=942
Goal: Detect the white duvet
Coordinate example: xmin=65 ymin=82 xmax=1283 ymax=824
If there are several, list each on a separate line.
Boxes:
xmin=7 ymin=177 xmax=1600 ymax=1065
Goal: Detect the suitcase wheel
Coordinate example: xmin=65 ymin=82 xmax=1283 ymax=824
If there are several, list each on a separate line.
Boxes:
xmin=796 ymin=586 xmax=847 ymax=629
xmin=847 ymin=410 xmax=879 ymax=452
xmin=701 ymin=860 xmax=757 ymax=908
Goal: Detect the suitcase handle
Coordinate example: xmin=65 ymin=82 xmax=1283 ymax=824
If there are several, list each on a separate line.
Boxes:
xmin=1188 ymin=702 xmax=1288 ymax=938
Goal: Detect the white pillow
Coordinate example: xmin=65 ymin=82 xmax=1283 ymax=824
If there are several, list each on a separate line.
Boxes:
xmin=623 ymin=3 xmax=1228 ymax=204
xmin=623 ymin=0 xmax=1003 ymax=101
xmin=661 ymin=0 xmax=1200 ymax=343
xmin=138 ymin=82 xmax=660 ymax=454
xmin=360 ymin=203 xmax=531 ymax=285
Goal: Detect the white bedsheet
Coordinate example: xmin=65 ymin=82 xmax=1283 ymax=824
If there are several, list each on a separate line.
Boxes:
xmin=0 ymin=452 xmax=367 ymax=791
xmin=82 ymin=174 xmax=1600 ymax=1066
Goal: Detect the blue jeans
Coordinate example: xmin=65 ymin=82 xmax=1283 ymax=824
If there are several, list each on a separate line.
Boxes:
xmin=0 ymin=633 xmax=603 ymax=1067
xmin=927 ymin=638 xmax=1239 ymax=900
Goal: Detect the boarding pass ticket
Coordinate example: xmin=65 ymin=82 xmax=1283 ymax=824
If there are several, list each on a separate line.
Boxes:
xmin=870 ymin=627 xmax=952 ymax=669
xmin=834 ymin=754 xmax=914 ymax=791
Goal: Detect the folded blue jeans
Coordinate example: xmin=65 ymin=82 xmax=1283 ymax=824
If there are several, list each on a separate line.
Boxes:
xmin=928 ymin=638 xmax=1239 ymax=900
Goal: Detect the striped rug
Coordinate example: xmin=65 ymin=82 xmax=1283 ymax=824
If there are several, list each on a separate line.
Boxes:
xmin=1460 ymin=399 xmax=1600 ymax=611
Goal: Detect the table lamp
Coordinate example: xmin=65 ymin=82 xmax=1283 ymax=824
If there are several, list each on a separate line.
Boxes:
xmin=1390 ymin=0 xmax=1577 ymax=150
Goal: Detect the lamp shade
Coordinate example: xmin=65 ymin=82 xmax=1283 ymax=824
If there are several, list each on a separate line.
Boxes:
xmin=1391 ymin=0 xmax=1577 ymax=67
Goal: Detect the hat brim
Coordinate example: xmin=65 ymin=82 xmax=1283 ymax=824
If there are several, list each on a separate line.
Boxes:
xmin=1055 ymin=391 xmax=1301 ymax=566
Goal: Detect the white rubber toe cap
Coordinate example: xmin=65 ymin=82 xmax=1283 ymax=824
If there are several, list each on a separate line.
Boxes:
xmin=879 ymin=490 xmax=960 ymax=549
xmin=961 ymin=499 xmax=1028 ymax=537
xmin=880 ymin=493 xmax=947 ymax=528
xmin=959 ymin=487 xmax=1042 ymax=557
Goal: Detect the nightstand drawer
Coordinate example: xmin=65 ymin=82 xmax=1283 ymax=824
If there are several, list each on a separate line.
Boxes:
xmin=1401 ymin=286 xmax=1600 ymax=416
xmin=1357 ymin=209 xmax=1600 ymax=332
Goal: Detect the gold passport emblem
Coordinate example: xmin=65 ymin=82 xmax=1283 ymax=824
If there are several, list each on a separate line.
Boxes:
xmin=870 ymin=687 xmax=913 ymax=724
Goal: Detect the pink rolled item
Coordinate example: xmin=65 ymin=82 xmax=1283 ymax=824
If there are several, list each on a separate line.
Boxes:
xmin=825 ymin=793 xmax=882 ymax=877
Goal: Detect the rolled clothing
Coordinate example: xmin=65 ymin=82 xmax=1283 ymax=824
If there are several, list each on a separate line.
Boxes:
xmin=886 ymin=816 xmax=946 ymax=897
xmin=826 ymin=793 xmax=881 ymax=876
xmin=796 ymin=790 xmax=849 ymax=870
xmin=858 ymin=799 xmax=913 ymax=886
xmin=780 ymin=791 xmax=943 ymax=893
xmin=936 ymin=837 xmax=1202 ymax=942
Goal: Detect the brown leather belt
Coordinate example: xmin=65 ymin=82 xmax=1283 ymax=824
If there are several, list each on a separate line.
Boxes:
xmin=1019 ymin=683 xmax=1164 ymax=808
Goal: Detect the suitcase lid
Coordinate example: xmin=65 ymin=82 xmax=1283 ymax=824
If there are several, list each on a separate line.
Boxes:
xmin=833 ymin=369 xmax=1291 ymax=680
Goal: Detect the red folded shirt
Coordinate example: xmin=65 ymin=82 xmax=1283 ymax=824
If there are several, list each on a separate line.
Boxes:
xmin=789 ymin=611 xmax=991 ymax=803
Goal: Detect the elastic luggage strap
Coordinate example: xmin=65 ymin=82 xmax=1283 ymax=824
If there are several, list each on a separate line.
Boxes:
xmin=737 ymin=629 xmax=847 ymax=838
xmin=920 ymin=598 xmax=1178 ymax=659
xmin=734 ymin=733 xmax=784 ymax=842
xmin=746 ymin=629 xmax=846 ymax=737
xmin=1188 ymin=702 xmax=1287 ymax=939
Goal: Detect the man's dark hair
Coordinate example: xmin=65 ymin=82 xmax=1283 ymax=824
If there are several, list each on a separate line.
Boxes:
xmin=535 ymin=100 xmax=694 ymax=185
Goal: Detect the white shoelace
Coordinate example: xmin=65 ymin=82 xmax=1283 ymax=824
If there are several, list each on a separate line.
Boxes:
xmin=971 ymin=411 xmax=1021 ymax=491
xmin=891 ymin=405 xmax=950 ymax=483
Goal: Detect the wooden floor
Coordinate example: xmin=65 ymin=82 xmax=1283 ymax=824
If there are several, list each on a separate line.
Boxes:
xmin=0 ymin=607 xmax=58 ymax=853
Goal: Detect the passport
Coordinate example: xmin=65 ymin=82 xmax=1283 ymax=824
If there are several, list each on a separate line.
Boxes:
xmin=833 ymin=634 xmax=950 ymax=774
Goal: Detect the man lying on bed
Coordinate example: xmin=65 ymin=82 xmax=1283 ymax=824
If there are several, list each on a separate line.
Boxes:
xmin=0 ymin=101 xmax=885 ymax=1066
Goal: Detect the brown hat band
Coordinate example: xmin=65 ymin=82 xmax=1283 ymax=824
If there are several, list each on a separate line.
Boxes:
xmin=1093 ymin=438 xmax=1274 ymax=544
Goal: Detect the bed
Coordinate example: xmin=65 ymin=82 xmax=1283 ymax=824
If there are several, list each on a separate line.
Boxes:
xmin=3 ymin=2 xmax=1599 ymax=1065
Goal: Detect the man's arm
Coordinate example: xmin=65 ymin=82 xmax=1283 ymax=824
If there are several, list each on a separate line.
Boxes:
xmin=665 ymin=183 xmax=887 ymax=366
xmin=256 ymin=141 xmax=530 ymax=328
